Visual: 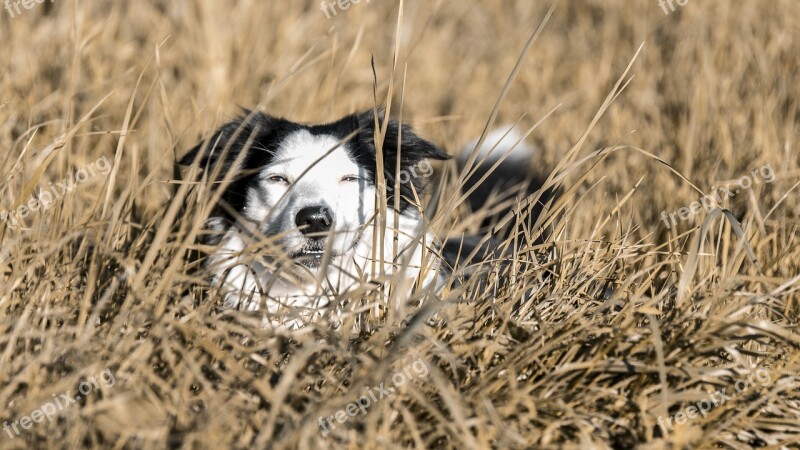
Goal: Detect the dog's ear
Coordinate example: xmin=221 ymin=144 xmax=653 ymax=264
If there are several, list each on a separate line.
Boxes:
xmin=180 ymin=111 xmax=285 ymax=216
xmin=355 ymin=108 xmax=450 ymax=165
xmin=352 ymin=108 xmax=449 ymax=211
xmin=180 ymin=110 xmax=279 ymax=178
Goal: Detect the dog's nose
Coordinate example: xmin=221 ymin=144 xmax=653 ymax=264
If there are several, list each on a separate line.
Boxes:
xmin=295 ymin=205 xmax=333 ymax=235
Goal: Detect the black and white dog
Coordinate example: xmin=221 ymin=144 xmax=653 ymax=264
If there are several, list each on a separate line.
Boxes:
xmin=180 ymin=109 xmax=548 ymax=327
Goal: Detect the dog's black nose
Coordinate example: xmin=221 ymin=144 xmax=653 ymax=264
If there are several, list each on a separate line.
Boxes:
xmin=295 ymin=205 xmax=333 ymax=235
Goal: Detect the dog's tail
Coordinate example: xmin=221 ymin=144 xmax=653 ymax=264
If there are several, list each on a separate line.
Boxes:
xmin=442 ymin=126 xmax=557 ymax=268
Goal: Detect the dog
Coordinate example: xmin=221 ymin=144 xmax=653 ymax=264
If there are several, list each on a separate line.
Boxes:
xmin=180 ymin=109 xmax=550 ymax=327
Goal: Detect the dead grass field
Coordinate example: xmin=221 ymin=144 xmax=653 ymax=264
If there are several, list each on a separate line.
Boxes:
xmin=1 ymin=0 xmax=799 ymax=448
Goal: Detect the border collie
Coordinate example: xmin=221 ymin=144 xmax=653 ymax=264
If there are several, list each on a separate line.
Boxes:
xmin=180 ymin=109 xmax=547 ymax=327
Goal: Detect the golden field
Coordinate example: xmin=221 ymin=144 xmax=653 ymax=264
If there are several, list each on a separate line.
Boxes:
xmin=0 ymin=0 xmax=799 ymax=448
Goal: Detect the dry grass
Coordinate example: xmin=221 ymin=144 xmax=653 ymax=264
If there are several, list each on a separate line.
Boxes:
xmin=1 ymin=0 xmax=800 ymax=448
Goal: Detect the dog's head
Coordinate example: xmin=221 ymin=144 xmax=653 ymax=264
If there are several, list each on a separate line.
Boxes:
xmin=180 ymin=109 xmax=449 ymax=270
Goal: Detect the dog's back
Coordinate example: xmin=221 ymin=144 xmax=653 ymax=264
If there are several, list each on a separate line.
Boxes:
xmin=442 ymin=126 xmax=557 ymax=273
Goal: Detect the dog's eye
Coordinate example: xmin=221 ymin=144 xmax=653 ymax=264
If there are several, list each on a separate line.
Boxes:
xmin=341 ymin=175 xmax=360 ymax=182
xmin=266 ymin=175 xmax=289 ymax=184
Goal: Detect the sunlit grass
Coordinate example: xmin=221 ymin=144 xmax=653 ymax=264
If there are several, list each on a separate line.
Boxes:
xmin=0 ymin=1 xmax=799 ymax=448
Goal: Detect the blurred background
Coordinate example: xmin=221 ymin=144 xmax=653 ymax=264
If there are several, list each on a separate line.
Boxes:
xmin=2 ymin=0 xmax=797 ymax=234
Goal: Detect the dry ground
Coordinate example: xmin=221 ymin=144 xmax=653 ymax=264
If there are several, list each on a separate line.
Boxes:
xmin=1 ymin=0 xmax=799 ymax=448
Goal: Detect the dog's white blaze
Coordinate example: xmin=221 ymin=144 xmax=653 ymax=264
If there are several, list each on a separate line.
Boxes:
xmin=244 ymin=130 xmax=374 ymax=261
xmin=242 ymin=130 xmax=368 ymax=227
